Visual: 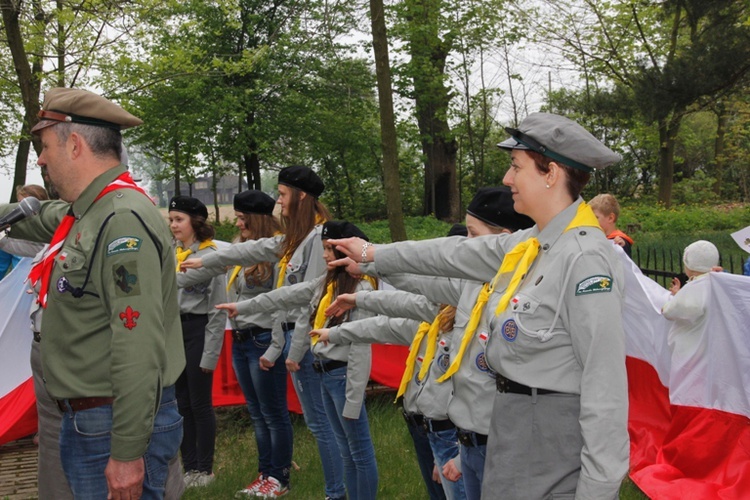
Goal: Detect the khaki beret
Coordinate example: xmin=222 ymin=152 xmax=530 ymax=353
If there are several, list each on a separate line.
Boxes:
xmin=497 ymin=112 xmax=621 ymax=172
xmin=31 ymin=88 xmax=143 ymax=134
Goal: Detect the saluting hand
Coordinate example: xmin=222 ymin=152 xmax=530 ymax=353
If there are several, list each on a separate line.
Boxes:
xmin=309 ymin=328 xmax=330 ymax=345
xmin=215 ymin=303 xmax=239 ymax=318
xmin=179 ymin=257 xmax=203 ymax=271
xmin=105 ymin=457 xmax=144 ymax=500
xmin=325 ymin=293 xmax=356 ymax=317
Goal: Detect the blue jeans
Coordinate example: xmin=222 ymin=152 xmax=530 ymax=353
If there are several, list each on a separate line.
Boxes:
xmin=320 ymin=365 xmax=378 ymax=500
xmin=460 ymin=441 xmax=487 ymax=500
xmin=427 ymin=427 xmax=466 ymax=500
xmin=291 ymin=345 xmax=345 ymax=498
xmin=59 ymin=385 xmax=183 ymax=499
xmin=405 ymin=415 xmax=446 ymax=500
xmin=232 ymin=330 xmax=293 ymax=485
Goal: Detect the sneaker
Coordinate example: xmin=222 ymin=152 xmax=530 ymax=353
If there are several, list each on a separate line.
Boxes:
xmin=236 ymin=474 xmax=267 ymax=497
xmin=183 ymin=470 xmax=201 ymax=488
xmin=190 ymin=471 xmax=215 ymax=487
xmin=256 ymin=476 xmax=289 ymax=498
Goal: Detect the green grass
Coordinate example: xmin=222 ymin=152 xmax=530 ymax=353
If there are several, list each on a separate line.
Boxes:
xmin=183 ymin=391 xmax=647 ymax=499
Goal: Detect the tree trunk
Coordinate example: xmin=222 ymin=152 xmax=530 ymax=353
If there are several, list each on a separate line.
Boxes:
xmin=369 ymin=0 xmax=407 ymax=242
xmin=405 ymin=0 xmax=460 ymax=222
xmin=657 ymin=115 xmax=681 ymax=207
xmin=1 ymin=0 xmax=45 ymax=201
xmin=243 ymin=111 xmax=262 ymax=190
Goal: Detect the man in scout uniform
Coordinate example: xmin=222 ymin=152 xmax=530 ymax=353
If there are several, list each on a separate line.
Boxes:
xmin=1 ymin=88 xmax=185 ymax=499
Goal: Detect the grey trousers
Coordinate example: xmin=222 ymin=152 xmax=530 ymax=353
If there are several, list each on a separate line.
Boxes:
xmin=481 ymin=391 xmax=581 ymax=500
xmin=32 ymin=339 xmax=185 ymax=499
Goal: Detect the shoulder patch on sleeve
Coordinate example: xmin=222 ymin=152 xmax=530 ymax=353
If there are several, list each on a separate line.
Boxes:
xmin=575 ymin=275 xmax=613 ymax=296
xmin=107 ymin=236 xmax=142 ymax=256
xmin=113 ymin=262 xmax=141 ymax=297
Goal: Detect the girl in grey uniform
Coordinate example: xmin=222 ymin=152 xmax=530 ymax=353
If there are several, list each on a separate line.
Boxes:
xmin=314 ymin=291 xmax=466 ymax=500
xmin=169 ymin=196 xmax=228 ymax=487
xmin=217 ymin=221 xmax=379 ymax=500
xmin=180 ymin=166 xmax=343 ymax=499
xmin=328 ymin=113 xmax=629 ymax=499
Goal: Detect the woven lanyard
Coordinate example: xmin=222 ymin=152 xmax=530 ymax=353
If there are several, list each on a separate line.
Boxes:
xmin=28 ymin=171 xmax=149 ymax=308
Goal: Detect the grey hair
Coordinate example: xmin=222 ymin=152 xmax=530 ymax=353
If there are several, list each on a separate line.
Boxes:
xmin=53 ymin=122 xmax=123 ymax=161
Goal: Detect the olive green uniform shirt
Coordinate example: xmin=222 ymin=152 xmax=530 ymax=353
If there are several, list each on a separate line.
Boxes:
xmin=3 ymin=165 xmax=185 ymax=461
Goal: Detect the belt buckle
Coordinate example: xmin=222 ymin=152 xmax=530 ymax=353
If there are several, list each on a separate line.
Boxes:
xmin=496 ymin=375 xmax=509 ymax=393
xmin=457 ymin=431 xmax=470 ymax=446
xmin=312 ymin=360 xmax=323 ymax=373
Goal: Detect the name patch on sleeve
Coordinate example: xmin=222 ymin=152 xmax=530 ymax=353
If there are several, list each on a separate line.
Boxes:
xmin=106 ymin=237 xmax=142 ymax=256
xmin=575 ymin=275 xmax=613 ymax=296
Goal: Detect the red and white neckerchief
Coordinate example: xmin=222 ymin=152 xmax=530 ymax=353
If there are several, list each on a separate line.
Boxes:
xmin=28 ymin=171 xmax=151 ymax=307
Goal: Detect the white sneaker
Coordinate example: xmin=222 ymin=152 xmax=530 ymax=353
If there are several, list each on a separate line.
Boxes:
xmin=183 ymin=470 xmax=201 ymax=488
xmin=256 ymin=476 xmax=289 ymax=498
xmin=236 ymin=474 xmax=267 ymax=497
xmin=190 ymin=471 xmax=215 ymax=487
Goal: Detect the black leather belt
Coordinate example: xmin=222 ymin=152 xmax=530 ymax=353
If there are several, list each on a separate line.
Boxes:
xmin=423 ymin=418 xmax=455 ymax=433
xmin=232 ymin=326 xmax=269 ymax=342
xmin=401 ymin=410 xmax=425 ymax=428
xmin=33 ymin=331 xmax=41 ymax=343
xmin=495 ymin=374 xmax=557 ymax=396
xmin=457 ymin=429 xmax=488 ymax=447
xmin=281 ymin=322 xmax=296 ymax=331
xmin=180 ymin=313 xmax=207 ymax=322
xmin=57 ymin=397 xmax=114 ymax=413
xmin=312 ymin=359 xmax=347 ymax=373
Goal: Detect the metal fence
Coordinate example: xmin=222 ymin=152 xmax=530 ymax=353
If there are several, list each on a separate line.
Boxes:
xmin=633 ymin=246 xmax=747 ymax=288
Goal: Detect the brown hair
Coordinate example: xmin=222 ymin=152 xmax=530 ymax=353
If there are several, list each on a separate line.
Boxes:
xmin=588 ymin=193 xmax=620 ymax=220
xmin=526 ymin=150 xmax=590 ymax=200
xmin=438 ymin=305 xmax=456 ymax=332
xmin=190 ymin=215 xmax=215 ymax=242
xmin=279 ymin=186 xmax=331 ymax=260
xmin=238 ymin=212 xmax=280 ymax=285
xmin=309 ymin=246 xmax=360 ymax=328
xmin=16 ymin=184 xmax=49 ymax=201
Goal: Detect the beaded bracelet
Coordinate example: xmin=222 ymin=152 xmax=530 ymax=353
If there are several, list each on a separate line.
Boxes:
xmin=361 ymin=242 xmax=372 ymax=264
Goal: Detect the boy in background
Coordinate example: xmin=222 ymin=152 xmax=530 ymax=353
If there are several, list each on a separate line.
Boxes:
xmin=590 ymin=193 xmax=634 ymax=257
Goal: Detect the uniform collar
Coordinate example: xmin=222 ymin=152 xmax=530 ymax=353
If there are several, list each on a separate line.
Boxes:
xmin=71 ymin=164 xmax=128 ymax=219
xmin=536 ymin=197 xmax=590 ymax=251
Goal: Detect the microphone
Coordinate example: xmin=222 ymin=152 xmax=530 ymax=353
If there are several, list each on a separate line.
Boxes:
xmin=0 ymin=196 xmax=42 ymax=231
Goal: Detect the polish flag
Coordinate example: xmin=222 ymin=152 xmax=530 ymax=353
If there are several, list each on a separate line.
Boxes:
xmin=0 ymin=258 xmax=37 ymax=445
xmin=619 ymin=250 xmax=750 ymax=498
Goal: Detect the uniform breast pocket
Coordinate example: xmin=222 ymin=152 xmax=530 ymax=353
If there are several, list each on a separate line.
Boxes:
xmin=509 ymin=293 xmax=567 ymax=343
xmin=53 ymin=247 xmax=91 ymax=302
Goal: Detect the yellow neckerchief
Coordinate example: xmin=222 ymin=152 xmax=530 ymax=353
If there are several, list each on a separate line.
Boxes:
xmin=363 ymin=275 xmax=379 ymax=291
xmin=226 ymin=265 xmax=242 ymax=293
xmin=175 ymin=239 xmax=217 ymax=273
xmin=311 ymin=280 xmax=336 ymax=345
xmin=276 ymin=216 xmax=327 ymax=289
xmin=494 ymin=201 xmax=600 ymax=315
xmin=396 ymin=306 xmax=450 ymax=400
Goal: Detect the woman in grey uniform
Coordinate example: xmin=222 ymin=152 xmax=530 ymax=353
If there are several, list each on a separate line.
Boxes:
xmin=169 ymin=196 xmax=228 ymax=487
xmin=217 ymin=221 xmax=379 ymax=500
xmin=328 ymin=113 xmax=629 ymax=499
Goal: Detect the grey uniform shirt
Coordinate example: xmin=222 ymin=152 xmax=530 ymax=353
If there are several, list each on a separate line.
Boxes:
xmin=373 ymin=198 xmax=629 ymax=499
xmin=196 ymin=226 xmax=327 ymax=363
xmin=233 ymin=274 xmax=374 ymax=419
xmin=177 ymin=242 xmax=227 ymax=370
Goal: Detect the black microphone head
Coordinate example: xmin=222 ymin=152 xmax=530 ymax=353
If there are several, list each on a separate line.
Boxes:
xmin=19 ymin=196 xmax=41 ymax=216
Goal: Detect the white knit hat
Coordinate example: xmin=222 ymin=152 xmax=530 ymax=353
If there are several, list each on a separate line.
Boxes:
xmin=683 ymin=240 xmax=719 ymax=273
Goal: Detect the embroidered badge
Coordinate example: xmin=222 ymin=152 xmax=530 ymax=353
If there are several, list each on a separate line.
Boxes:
xmin=57 ymin=276 xmax=69 ymax=293
xmin=437 ymin=353 xmax=450 ymax=371
xmin=501 ymin=319 xmax=518 ymax=342
xmin=106 ymin=237 xmax=142 ymax=256
xmin=59 ymin=251 xmax=67 ymax=262
xmin=478 ymin=330 xmax=489 ymax=348
xmin=575 ymin=275 xmax=613 ymax=296
xmin=475 ymin=352 xmax=489 ymax=372
xmin=119 ymin=306 xmax=140 ymax=330
xmin=114 ymin=264 xmax=139 ymax=296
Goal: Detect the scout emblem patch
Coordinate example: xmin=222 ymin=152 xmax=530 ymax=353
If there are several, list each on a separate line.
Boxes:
xmin=575 ymin=275 xmax=613 ymax=296
xmin=119 ymin=306 xmax=140 ymax=330
xmin=475 ymin=352 xmax=489 ymax=372
xmin=57 ymin=276 xmax=69 ymax=293
xmin=106 ymin=237 xmax=142 ymax=256
xmin=501 ymin=319 xmax=518 ymax=342
xmin=114 ymin=264 xmax=139 ymax=296
xmin=437 ymin=353 xmax=450 ymax=371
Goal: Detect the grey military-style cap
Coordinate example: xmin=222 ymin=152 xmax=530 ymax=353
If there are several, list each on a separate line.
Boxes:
xmin=497 ymin=112 xmax=621 ymax=172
